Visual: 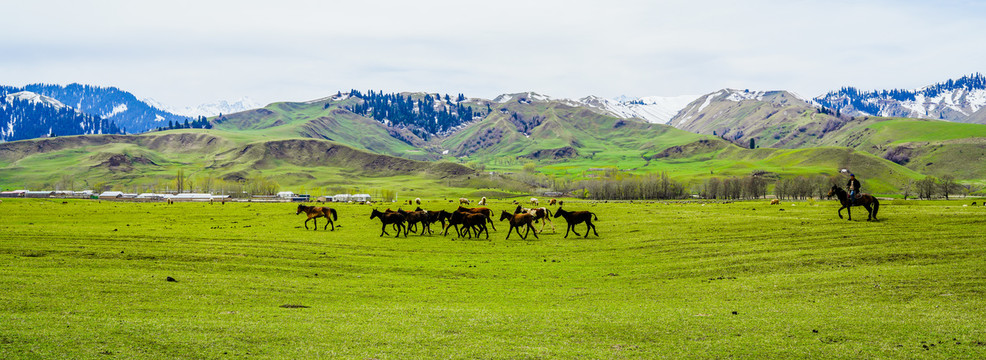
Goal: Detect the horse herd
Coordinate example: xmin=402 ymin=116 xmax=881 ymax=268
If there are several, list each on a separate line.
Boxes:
xmin=297 ymin=203 xmax=599 ymax=240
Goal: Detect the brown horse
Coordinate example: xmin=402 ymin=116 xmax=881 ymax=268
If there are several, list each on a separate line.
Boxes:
xmin=370 ymin=209 xmax=407 ymax=237
xmin=398 ymin=208 xmax=432 ymax=235
xmin=297 ymin=204 xmax=338 ymax=231
xmin=445 ymin=210 xmax=488 ymax=239
xmin=553 ymin=207 xmax=599 ymax=238
xmin=456 ymin=206 xmax=497 ymax=230
xmin=826 ymin=185 xmax=879 ymax=221
xmin=500 ymin=210 xmax=538 ymax=240
xmin=514 ymin=205 xmax=555 ymax=233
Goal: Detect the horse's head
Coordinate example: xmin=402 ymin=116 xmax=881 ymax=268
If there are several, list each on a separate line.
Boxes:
xmin=370 ymin=209 xmax=381 ymax=219
xmin=553 ymin=208 xmax=564 ymax=218
xmin=296 ymin=204 xmax=305 ymax=214
xmin=826 ymin=185 xmax=841 ymax=198
xmin=499 ymin=210 xmax=512 ymax=221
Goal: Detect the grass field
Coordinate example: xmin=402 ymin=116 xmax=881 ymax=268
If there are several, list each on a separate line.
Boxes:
xmin=2 ymin=198 xmax=985 ymax=358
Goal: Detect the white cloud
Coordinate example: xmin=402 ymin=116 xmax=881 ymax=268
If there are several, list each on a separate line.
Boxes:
xmin=1 ymin=0 xmax=984 ymax=108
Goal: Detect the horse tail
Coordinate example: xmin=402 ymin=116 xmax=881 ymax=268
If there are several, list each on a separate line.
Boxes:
xmin=545 ymin=208 xmax=552 ymax=218
xmin=330 ymin=208 xmax=338 ymax=221
xmin=593 ymin=212 xmax=598 ymax=221
xmin=872 ymin=198 xmax=879 ymax=219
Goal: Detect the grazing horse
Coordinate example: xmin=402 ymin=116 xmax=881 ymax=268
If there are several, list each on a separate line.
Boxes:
xmin=415 ymin=198 xmax=421 ymax=205
xmin=514 ymin=205 xmax=555 ymax=233
xmin=297 ymin=204 xmax=338 ymax=231
xmin=770 ymin=199 xmax=780 ymax=205
xmin=456 ymin=206 xmax=497 ymax=230
xmin=398 ymin=208 xmax=432 ymax=235
xmin=530 ymin=198 xmax=539 ymax=206
xmin=459 ymin=198 xmax=470 ymax=205
xmin=826 ymin=185 xmax=879 ymax=221
xmin=549 ymin=198 xmax=557 ymax=206
xmin=499 ymin=210 xmax=538 ymax=240
xmin=370 ymin=209 xmax=407 ymax=237
xmin=478 ymin=196 xmax=487 ymax=205
xmin=553 ymin=207 xmax=599 ymax=238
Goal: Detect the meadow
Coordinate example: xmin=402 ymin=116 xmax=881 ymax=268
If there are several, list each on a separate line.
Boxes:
xmin=1 ymin=197 xmax=985 ymax=359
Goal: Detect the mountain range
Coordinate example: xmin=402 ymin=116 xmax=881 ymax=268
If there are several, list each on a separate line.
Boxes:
xmin=2 ymin=74 xmax=986 ymax=196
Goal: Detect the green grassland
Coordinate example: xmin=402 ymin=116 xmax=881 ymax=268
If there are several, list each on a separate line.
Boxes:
xmin=2 ymin=198 xmax=985 ymax=358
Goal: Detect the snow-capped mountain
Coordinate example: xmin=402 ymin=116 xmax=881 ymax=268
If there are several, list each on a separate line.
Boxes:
xmin=20 ymin=84 xmax=190 ymax=133
xmin=584 ymin=95 xmax=700 ymax=124
xmin=815 ymin=73 xmax=986 ymax=123
xmin=1 ymin=90 xmax=122 ymax=142
xmin=144 ymin=97 xmax=262 ymax=118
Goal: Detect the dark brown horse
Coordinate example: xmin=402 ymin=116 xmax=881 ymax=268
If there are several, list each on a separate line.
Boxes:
xmin=446 ymin=210 xmax=489 ymax=239
xmin=297 ymin=204 xmax=338 ymax=231
xmin=456 ymin=206 xmax=497 ymax=230
xmin=370 ymin=209 xmax=407 ymax=237
xmin=553 ymin=207 xmax=599 ymax=238
xmin=500 ymin=210 xmax=538 ymax=240
xmin=398 ymin=208 xmax=433 ymax=235
xmin=826 ymin=185 xmax=879 ymax=221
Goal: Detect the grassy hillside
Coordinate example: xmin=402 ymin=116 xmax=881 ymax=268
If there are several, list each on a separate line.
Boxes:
xmin=3 ymin=198 xmax=985 ymax=358
xmin=0 ymin=131 xmax=493 ymax=198
xmin=213 ymin=96 xmax=429 ymax=160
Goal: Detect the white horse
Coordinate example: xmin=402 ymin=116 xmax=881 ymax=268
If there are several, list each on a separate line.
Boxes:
xmin=459 ymin=198 xmax=470 ymax=205
xmin=515 ymin=205 xmax=555 ymax=233
xmin=478 ymin=196 xmax=487 ymax=205
xmin=530 ymin=197 xmax=539 ymax=206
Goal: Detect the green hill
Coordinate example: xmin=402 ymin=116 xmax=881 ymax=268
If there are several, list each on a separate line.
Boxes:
xmin=0 ymin=131 xmax=489 ymax=197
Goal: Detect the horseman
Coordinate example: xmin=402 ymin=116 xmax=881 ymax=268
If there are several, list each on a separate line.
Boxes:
xmin=846 ymin=173 xmax=861 ymax=205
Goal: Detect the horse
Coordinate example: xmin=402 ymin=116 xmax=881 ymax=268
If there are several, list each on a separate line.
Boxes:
xmin=553 ymin=207 xmax=599 ymax=238
xmin=370 ymin=209 xmax=407 ymax=237
xmin=530 ymin=198 xmax=539 ymax=206
xmin=450 ymin=211 xmax=489 ymax=239
xmin=456 ymin=206 xmax=497 ymax=230
xmin=500 ymin=210 xmax=538 ymax=240
xmin=549 ymin=198 xmax=557 ymax=206
xmin=826 ymin=185 xmax=879 ymax=221
xmin=478 ymin=196 xmax=487 ymax=205
xmin=398 ymin=208 xmax=432 ymax=235
xmin=514 ymin=205 xmax=555 ymax=233
xmin=296 ymin=204 xmax=338 ymax=231
xmin=459 ymin=198 xmax=470 ymax=205
xmin=770 ymin=199 xmax=780 ymax=205
xmin=415 ymin=198 xmax=421 ymax=205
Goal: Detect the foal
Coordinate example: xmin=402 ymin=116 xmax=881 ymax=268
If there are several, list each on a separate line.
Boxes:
xmin=297 ymin=204 xmax=338 ymax=231
xmin=553 ymin=207 xmax=599 ymax=238
xmin=514 ymin=205 xmax=555 ymax=233
xmin=499 ymin=210 xmax=538 ymax=240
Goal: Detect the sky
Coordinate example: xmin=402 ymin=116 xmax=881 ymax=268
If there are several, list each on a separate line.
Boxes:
xmin=3 ymin=0 xmax=985 ymax=109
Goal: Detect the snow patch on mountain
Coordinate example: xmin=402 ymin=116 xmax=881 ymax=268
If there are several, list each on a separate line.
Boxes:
xmin=5 ymin=91 xmax=66 ymax=109
xmin=103 ymin=103 xmax=127 ymax=118
xmin=143 ymin=97 xmax=262 ymax=117
xmin=575 ymin=94 xmax=699 ymax=124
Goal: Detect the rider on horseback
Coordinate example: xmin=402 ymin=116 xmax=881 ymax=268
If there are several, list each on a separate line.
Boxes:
xmin=847 ymin=173 xmax=860 ymax=205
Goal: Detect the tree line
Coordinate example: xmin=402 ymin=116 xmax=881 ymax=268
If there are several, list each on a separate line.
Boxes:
xmin=343 ymin=90 xmax=476 ymax=140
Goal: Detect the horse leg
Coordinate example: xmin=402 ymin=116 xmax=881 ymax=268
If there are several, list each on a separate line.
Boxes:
xmin=837 ymin=206 xmax=844 ymax=219
xmin=304 ymin=218 xmax=311 ymax=230
xmin=505 ymin=225 xmax=513 ymax=240
xmin=329 ymin=219 xmax=334 ymax=231
xmin=588 ymin=220 xmax=598 ymax=237
xmin=380 ymin=223 xmax=389 ymax=237
xmin=529 ymin=222 xmax=539 ymax=239
xmin=863 ymin=204 xmax=873 ymax=221
xmin=847 ymin=206 xmax=852 ymax=221
xmin=564 ymin=224 xmax=571 ymax=238
xmin=487 ymin=217 xmax=497 ymax=231
xmin=570 ymin=223 xmax=582 ymax=237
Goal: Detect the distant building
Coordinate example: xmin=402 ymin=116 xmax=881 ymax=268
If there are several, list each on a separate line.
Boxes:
xmin=0 ymin=190 xmax=28 ymax=198
xmin=351 ymin=194 xmax=372 ymax=203
xmin=333 ymin=194 xmax=351 ymax=202
xmin=25 ymin=191 xmax=55 ymax=198
xmin=98 ymin=191 xmax=124 ymax=200
xmin=276 ymin=191 xmax=296 ymax=199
